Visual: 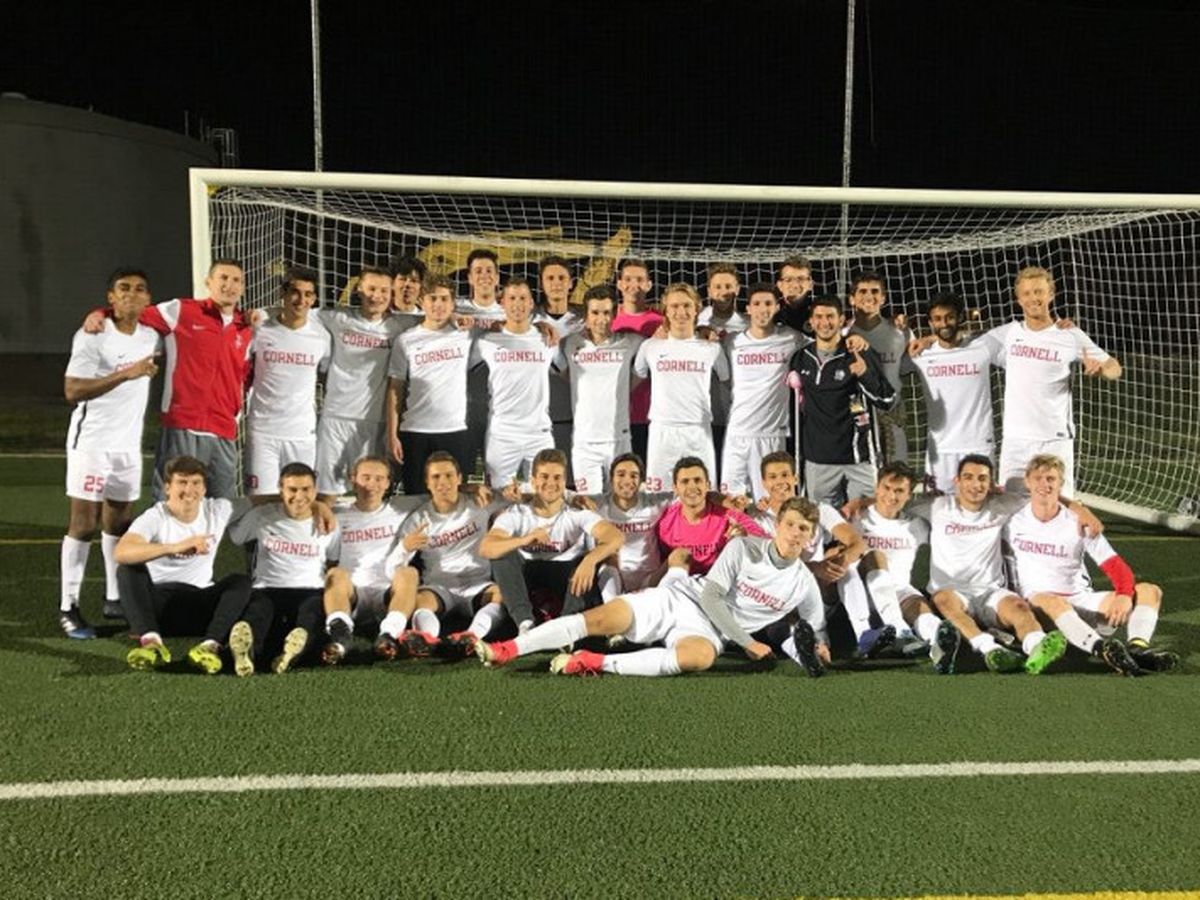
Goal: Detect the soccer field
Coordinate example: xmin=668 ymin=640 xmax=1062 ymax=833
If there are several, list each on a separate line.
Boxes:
xmin=2 ymin=456 xmax=1199 ymax=899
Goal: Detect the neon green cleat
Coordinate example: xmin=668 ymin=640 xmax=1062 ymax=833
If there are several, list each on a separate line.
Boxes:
xmin=984 ymin=645 xmax=1024 ymax=673
xmin=187 ymin=642 xmax=223 ymax=675
xmin=271 ymin=627 xmax=309 ymax=674
xmin=1024 ymin=631 xmax=1068 ymax=675
xmin=127 ymin=642 xmax=171 ymax=671
xmin=229 ymin=621 xmax=255 ymax=678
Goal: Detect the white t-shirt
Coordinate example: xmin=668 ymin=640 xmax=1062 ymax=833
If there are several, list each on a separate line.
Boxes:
xmin=984 ymin=321 xmax=1110 ymax=441
xmin=126 ymin=498 xmax=234 ymax=588
xmin=491 ymin=503 xmax=604 ymax=562
xmin=317 ymin=308 xmax=407 ymax=423
xmin=594 ymin=492 xmax=674 ymax=582
xmin=697 ymin=308 xmax=749 ymax=334
xmin=386 ymin=496 xmax=502 ymax=584
xmin=65 ymin=321 xmax=161 ymax=453
xmin=245 ymin=317 xmax=331 ymax=439
xmin=228 ymin=505 xmax=340 ymax=590
xmin=853 ymin=506 xmax=929 ymax=588
xmin=903 ymin=337 xmax=995 ymax=453
xmin=726 ymin=327 xmax=806 ymax=436
xmin=634 ymin=336 xmax=730 ymax=425
xmin=916 ymin=493 xmax=1025 ymax=593
xmin=555 ymin=332 xmax=643 ymax=441
xmin=389 ymin=325 xmax=473 ymax=433
xmin=334 ymin=496 xmax=422 ymax=588
xmin=456 ymin=299 xmax=507 ymax=324
xmin=472 ymin=329 xmax=557 ymax=435
xmin=1005 ymin=502 xmax=1118 ymax=596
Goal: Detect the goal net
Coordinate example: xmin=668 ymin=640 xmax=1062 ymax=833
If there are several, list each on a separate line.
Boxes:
xmin=190 ymin=170 xmax=1200 ymax=533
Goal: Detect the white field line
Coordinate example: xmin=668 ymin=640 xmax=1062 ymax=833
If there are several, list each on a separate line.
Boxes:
xmin=3 ymin=758 xmax=1200 ymax=802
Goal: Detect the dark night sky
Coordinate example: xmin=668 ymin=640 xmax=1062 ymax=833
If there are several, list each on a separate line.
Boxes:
xmin=7 ymin=0 xmax=1200 ymax=193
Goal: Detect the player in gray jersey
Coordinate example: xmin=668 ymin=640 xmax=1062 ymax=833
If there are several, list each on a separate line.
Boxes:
xmin=848 ymin=271 xmax=910 ymax=465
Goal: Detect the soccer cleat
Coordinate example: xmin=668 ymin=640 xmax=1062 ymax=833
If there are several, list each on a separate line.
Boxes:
xmin=402 ymin=630 xmax=440 ymax=658
xmin=271 ymin=627 xmax=309 ymax=674
xmin=374 ymin=633 xmax=401 ymax=661
xmin=984 ymin=646 xmax=1025 ymax=673
xmin=321 ymin=618 xmax=353 ymax=666
xmin=126 ymin=641 xmax=171 ymax=671
xmin=475 ymin=638 xmax=518 ymax=668
xmin=929 ymin=620 xmax=961 ymax=675
xmin=186 ymin=642 xmax=223 ymax=675
xmin=789 ymin=618 xmax=824 ymax=678
xmin=1024 ymin=631 xmax=1068 ymax=675
xmin=549 ymin=649 xmax=605 ymax=676
xmin=855 ymin=624 xmax=895 ymax=660
xmin=102 ymin=599 xmax=126 ymax=620
xmin=1128 ymin=639 xmax=1179 ymax=673
xmin=896 ymin=635 xmax=929 ymax=658
xmin=229 ymin=621 xmax=255 ymax=677
xmin=59 ymin=608 xmax=96 ymax=640
xmin=1096 ymin=637 xmax=1141 ymax=677
xmin=606 ymin=634 xmax=629 ymax=649
xmin=438 ymin=631 xmax=479 ymax=660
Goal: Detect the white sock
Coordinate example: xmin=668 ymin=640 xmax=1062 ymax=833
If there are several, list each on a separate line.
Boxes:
xmin=838 ymin=574 xmax=872 ymax=639
xmin=468 ymin=603 xmax=506 ymax=640
xmin=968 ymin=633 xmax=999 ymax=655
xmin=513 ymin=614 xmax=588 ymax=656
xmin=598 ymin=566 xmax=621 ymax=602
xmin=380 ymin=611 xmax=408 ymax=639
xmin=601 ymin=647 xmax=681 ymax=677
xmin=864 ymin=569 xmax=908 ymax=633
xmin=100 ymin=532 xmax=121 ymax=600
xmin=914 ymin=613 xmax=941 ymax=644
xmin=325 ymin=610 xmax=353 ymax=634
xmin=1021 ymin=629 xmax=1048 ymax=656
xmin=1054 ymin=611 xmax=1102 ymax=653
xmin=411 ymin=608 xmax=441 ymax=637
xmin=60 ymin=535 xmax=91 ymax=612
xmin=1127 ymin=606 xmax=1158 ymax=643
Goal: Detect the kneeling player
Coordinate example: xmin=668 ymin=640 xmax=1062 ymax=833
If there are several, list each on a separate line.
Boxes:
xmin=1006 ymin=454 xmax=1173 ymax=674
xmin=476 ymin=498 xmax=827 ymax=678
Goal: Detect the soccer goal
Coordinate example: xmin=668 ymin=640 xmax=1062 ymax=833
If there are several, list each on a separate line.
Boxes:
xmin=188 ymin=169 xmax=1200 ymax=533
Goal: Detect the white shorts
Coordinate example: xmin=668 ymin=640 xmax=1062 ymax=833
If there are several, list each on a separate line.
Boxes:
xmin=645 ymin=422 xmax=715 ymax=493
xmin=925 ymin=448 xmax=992 ymax=495
xmin=485 ymin=428 xmax=554 ymax=487
xmin=953 ymin=585 xmax=1017 ymax=629
xmin=424 ymin=579 xmax=496 ymax=616
xmin=316 ymin=416 xmax=386 ymax=496
xmin=244 ymin=433 xmax=316 ymax=495
xmin=351 ymin=582 xmax=391 ymax=623
xmin=1031 ymin=589 xmax=1116 ymax=636
xmin=1000 ymin=437 xmax=1074 ymax=497
xmin=622 ymin=585 xmax=724 ymax=655
xmin=720 ymin=432 xmax=785 ymax=499
xmin=65 ymin=449 xmax=141 ymax=503
xmin=572 ymin=436 xmax=632 ymax=495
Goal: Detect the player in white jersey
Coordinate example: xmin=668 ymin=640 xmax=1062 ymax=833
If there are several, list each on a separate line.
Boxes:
xmin=387 ymin=274 xmax=476 ymax=493
xmin=554 ymin=285 xmax=643 ymax=493
xmin=984 ymin=266 xmax=1122 ymax=495
xmin=315 ymin=266 xmax=410 ymax=496
xmin=721 ymin=283 xmax=806 ymax=499
xmin=114 ymin=455 xmax=254 ymax=673
xmin=536 ymin=256 xmax=583 ymax=467
xmin=1006 ymin=454 xmax=1169 ymax=674
xmin=903 ymin=293 xmax=996 ymax=492
xmin=456 ymin=249 xmax=507 ymax=478
xmin=477 ymin=497 xmax=828 ymax=679
xmin=480 ymin=449 xmax=624 ymax=634
xmin=472 ymin=278 xmax=559 ymax=486
xmin=60 ymin=268 xmax=162 ymax=638
xmin=590 ymin=453 xmax=675 ymax=593
xmin=226 ymin=463 xmax=342 ymax=675
xmin=699 ymin=263 xmax=748 ymax=486
xmin=244 ymin=269 xmax=331 ymax=495
xmin=848 ymin=272 xmax=911 ymax=465
xmin=633 ymin=283 xmax=731 ymax=491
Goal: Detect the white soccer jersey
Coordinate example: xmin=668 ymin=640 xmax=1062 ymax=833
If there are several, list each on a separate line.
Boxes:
xmin=697 ymin=308 xmax=749 ymax=334
xmin=535 ymin=309 xmax=584 ymax=338
xmin=851 ymin=318 xmax=909 ymax=393
xmin=228 ymin=505 xmax=340 ymax=590
xmin=456 ymin=299 xmax=507 ymax=323
xmin=389 ymin=325 xmax=473 ymax=433
xmin=245 ymin=317 xmax=330 ymax=439
xmin=677 ymin=535 xmax=824 ymax=637
xmin=854 ymin=506 xmax=929 ymax=588
xmin=491 ymin=504 xmax=604 ymax=562
xmin=634 ymin=336 xmax=730 ymax=425
xmin=555 ymin=332 xmax=643 ymax=441
xmin=126 ymin=498 xmax=234 ymax=588
xmin=594 ymin=492 xmax=674 ymax=583
xmin=903 ymin=337 xmax=995 ymax=453
xmin=386 ymin=496 xmax=503 ymax=584
xmin=64 ymin=320 xmax=161 ymax=453
xmin=472 ymin=329 xmax=556 ymax=435
xmin=725 ymin=327 xmax=806 ymax=436
xmin=985 ymin=321 xmax=1110 ymax=441
xmin=316 ymin=308 xmax=406 ymax=423
xmin=917 ymin=493 xmax=1025 ymax=593
xmin=1005 ymin=503 xmax=1117 ymax=596
xmin=334 ymin=496 xmax=422 ymax=588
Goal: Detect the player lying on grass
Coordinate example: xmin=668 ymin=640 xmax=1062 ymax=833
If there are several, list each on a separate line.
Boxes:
xmin=1006 ymin=454 xmax=1176 ymax=674
xmin=476 ymin=497 xmax=828 ymax=678
xmin=115 ymin=455 xmax=252 ymax=673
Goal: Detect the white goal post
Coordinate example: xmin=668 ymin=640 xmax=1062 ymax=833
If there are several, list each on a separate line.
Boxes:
xmin=189 ymin=168 xmax=1200 ymax=533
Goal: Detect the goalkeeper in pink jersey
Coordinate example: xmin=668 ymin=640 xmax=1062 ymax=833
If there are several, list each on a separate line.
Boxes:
xmin=655 ymin=456 xmax=766 ymax=575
